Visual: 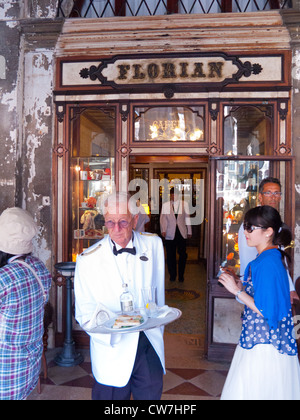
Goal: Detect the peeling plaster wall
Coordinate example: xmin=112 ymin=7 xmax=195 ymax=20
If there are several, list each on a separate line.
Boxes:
xmin=27 ymin=0 xmax=58 ymax=18
xmin=18 ymin=13 xmax=63 ymax=273
xmin=0 ymin=1 xmax=62 ymax=272
xmin=0 ymin=1 xmax=20 ymax=19
xmin=0 ymin=16 xmax=20 ymax=210
xmin=0 ymin=1 xmax=62 ymax=347
xmin=0 ymin=1 xmax=62 ymax=350
xmin=21 ymin=49 xmax=54 ymax=267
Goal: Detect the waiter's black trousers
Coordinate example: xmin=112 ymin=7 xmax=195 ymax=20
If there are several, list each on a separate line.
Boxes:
xmin=165 ymin=226 xmax=187 ymax=281
xmin=92 ymin=332 xmax=163 ymax=400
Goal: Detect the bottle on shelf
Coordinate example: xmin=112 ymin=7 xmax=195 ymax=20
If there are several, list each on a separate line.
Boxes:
xmin=246 ymin=164 xmax=257 ymax=192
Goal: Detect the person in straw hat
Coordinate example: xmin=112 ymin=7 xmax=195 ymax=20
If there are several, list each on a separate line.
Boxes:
xmin=0 ymin=207 xmax=52 ymax=400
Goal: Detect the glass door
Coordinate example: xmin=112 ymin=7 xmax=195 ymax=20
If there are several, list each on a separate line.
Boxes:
xmin=69 ymin=106 xmax=116 ymax=261
xmin=207 ymin=157 xmax=294 ymax=360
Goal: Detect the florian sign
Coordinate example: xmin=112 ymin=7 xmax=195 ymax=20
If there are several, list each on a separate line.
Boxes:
xmin=79 ymin=52 xmax=263 ymax=92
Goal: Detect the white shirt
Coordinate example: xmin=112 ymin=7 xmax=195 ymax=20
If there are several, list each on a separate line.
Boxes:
xmin=160 ymin=199 xmax=192 ymax=240
xmin=134 ymin=206 xmax=150 ymax=233
xmin=110 ymin=237 xmax=142 ymax=305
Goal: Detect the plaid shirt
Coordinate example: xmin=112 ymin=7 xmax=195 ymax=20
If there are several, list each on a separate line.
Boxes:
xmin=0 ymin=256 xmax=51 ymax=400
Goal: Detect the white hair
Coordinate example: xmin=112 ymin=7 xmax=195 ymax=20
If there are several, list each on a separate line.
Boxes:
xmin=101 ymin=192 xmax=137 ymax=215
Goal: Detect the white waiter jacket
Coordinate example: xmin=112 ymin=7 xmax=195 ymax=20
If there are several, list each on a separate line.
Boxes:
xmin=74 ymin=232 xmax=165 ymax=387
xmin=160 ymin=199 xmax=192 ymax=240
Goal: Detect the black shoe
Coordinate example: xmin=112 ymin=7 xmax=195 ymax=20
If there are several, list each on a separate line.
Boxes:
xmin=170 ymin=277 xmax=176 ymax=282
xmin=179 ymin=278 xmax=184 ymax=283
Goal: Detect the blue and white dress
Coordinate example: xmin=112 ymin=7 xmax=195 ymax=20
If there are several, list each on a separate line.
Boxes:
xmin=221 ymin=249 xmax=300 ymax=400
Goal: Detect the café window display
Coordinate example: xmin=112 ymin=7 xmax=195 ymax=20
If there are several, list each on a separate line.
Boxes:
xmin=210 ymin=158 xmax=291 ymax=349
xmin=69 ymin=107 xmax=116 ymax=261
xmin=224 ymin=105 xmax=272 ymax=156
xmin=207 ymin=96 xmax=292 ymax=358
xmin=218 ymin=102 xmax=288 ymax=276
xmin=134 ymin=105 xmax=205 ymax=142
xmin=216 ymin=159 xmax=272 ymax=276
xmin=214 ymin=158 xmax=291 ymax=280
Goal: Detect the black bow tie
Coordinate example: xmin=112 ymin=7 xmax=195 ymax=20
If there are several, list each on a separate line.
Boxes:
xmin=112 ymin=243 xmax=136 ymax=256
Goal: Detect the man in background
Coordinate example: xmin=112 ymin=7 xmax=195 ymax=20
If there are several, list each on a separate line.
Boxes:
xmin=160 ymin=187 xmax=192 ymax=283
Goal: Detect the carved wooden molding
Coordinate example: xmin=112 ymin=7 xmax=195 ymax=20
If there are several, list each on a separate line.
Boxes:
xmin=209 ymin=101 xmax=220 ymax=121
xmin=276 ymin=143 xmax=291 ymax=155
xmin=119 ymin=102 xmax=129 ymax=121
xmin=278 ymin=100 xmax=288 ymax=121
xmin=53 ymin=274 xmax=66 ymax=287
xmin=56 ymin=103 xmax=66 ymax=123
xmin=207 ymin=143 xmax=221 ymax=155
xmin=117 ymin=144 xmax=132 ymax=158
xmin=53 ymin=143 xmax=68 ymax=157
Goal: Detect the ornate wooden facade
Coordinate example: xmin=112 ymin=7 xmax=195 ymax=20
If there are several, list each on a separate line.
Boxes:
xmin=53 ymin=11 xmax=294 ymax=360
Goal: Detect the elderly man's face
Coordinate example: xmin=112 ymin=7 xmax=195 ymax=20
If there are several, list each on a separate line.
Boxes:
xmin=104 ymin=201 xmax=138 ymax=248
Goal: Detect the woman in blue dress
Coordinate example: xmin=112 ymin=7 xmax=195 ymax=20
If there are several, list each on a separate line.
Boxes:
xmin=219 ymin=205 xmax=300 ymax=400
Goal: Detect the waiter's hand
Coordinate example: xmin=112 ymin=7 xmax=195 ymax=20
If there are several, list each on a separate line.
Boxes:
xmin=162 ymin=232 xmax=166 ymax=238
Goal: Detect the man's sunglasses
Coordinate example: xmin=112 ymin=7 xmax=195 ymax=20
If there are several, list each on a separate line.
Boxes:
xmin=243 ymin=224 xmax=264 ymax=233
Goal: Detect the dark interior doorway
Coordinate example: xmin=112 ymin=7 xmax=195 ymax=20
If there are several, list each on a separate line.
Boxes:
xmin=129 ymin=156 xmax=208 ymax=339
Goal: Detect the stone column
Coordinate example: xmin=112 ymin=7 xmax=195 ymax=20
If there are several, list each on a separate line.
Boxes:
xmin=17 ymin=18 xmax=63 ymax=267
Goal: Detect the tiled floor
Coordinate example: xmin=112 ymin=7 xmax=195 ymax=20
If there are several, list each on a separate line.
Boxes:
xmin=28 ymin=250 xmax=231 ymax=400
xmin=28 ymin=333 xmax=230 ymax=400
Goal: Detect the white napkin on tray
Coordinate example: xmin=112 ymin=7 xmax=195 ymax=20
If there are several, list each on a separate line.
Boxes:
xmin=156 ymin=305 xmax=173 ymax=318
xmin=83 ymin=303 xmax=117 ymax=330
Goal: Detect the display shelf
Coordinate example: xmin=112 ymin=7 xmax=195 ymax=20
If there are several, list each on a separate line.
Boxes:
xmin=217 ymin=160 xmax=269 ymax=276
xmin=71 ymin=157 xmax=114 ymax=261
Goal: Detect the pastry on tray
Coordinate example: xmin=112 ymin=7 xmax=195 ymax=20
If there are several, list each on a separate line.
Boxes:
xmin=112 ymin=314 xmax=144 ymax=329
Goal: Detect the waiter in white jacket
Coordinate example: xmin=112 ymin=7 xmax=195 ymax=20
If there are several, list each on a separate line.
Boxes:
xmin=75 ymin=192 xmax=165 ymax=400
xmin=160 ymin=187 xmax=192 ymax=283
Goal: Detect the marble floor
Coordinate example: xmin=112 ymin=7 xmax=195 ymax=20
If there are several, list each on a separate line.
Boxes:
xmin=28 ymin=333 xmax=230 ymax=400
xmin=28 ymin=248 xmax=231 ymax=400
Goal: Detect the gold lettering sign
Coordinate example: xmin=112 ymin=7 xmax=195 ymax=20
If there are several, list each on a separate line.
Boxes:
xmin=116 ymin=61 xmax=224 ymax=82
xmin=79 ymin=53 xmax=262 ymax=89
xmin=104 ymin=58 xmax=233 ymax=84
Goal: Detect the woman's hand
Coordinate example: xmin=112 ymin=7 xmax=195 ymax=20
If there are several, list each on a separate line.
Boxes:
xmin=219 ymin=270 xmax=263 ymax=317
xmin=218 ymin=271 xmax=241 ymax=296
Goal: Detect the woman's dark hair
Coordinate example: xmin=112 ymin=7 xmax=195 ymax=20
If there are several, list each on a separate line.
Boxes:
xmin=0 ymin=252 xmax=30 ymax=268
xmin=0 ymin=251 xmax=15 ymax=268
xmin=244 ymin=205 xmax=292 ymax=268
xmin=244 ymin=205 xmax=291 ymax=246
